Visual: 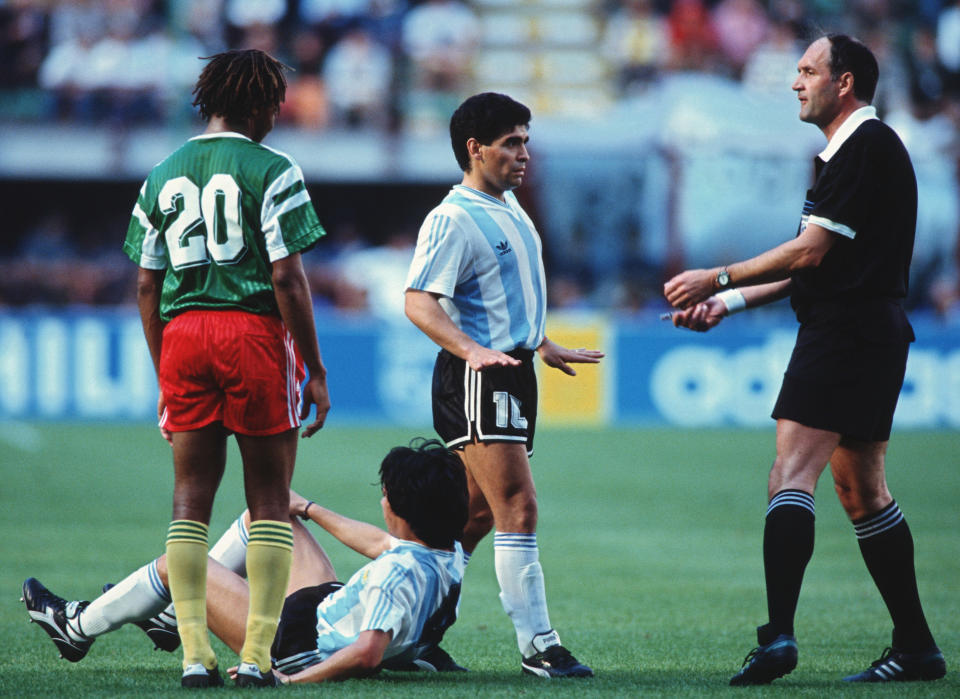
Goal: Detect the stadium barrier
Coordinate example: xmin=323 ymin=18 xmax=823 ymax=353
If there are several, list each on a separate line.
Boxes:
xmin=1 ymin=309 xmax=959 ymax=429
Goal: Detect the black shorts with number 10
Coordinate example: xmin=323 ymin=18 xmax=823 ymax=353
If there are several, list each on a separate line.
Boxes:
xmin=432 ymin=348 xmax=537 ymax=456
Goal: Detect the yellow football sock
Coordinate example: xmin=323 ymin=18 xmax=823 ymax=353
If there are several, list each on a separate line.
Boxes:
xmin=166 ymin=520 xmax=217 ymax=670
xmin=241 ymin=520 xmax=293 ymax=672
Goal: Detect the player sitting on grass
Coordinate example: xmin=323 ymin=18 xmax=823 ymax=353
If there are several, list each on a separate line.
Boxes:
xmin=23 ymin=439 xmax=468 ymax=685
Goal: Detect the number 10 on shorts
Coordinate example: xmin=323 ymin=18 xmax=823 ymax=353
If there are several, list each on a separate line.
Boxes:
xmin=493 ymin=391 xmax=527 ymax=429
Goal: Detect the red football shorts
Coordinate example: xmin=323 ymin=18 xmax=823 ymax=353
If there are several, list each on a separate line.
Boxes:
xmin=158 ymin=310 xmax=305 ymax=436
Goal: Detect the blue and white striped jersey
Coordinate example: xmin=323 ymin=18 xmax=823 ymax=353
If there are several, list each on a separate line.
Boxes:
xmin=405 ymin=185 xmax=547 ymax=352
xmin=312 ymin=538 xmax=463 ymax=665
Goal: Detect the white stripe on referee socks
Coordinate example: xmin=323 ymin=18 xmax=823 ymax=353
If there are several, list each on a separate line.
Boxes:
xmin=854 ymin=502 xmax=904 ymax=540
xmin=766 ymin=490 xmax=815 ymax=517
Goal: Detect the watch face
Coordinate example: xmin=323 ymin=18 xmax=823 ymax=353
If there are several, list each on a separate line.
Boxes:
xmin=718 ymin=269 xmax=729 ymax=286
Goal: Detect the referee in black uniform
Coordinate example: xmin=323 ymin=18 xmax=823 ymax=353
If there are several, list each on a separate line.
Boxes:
xmin=664 ymin=34 xmax=946 ymax=686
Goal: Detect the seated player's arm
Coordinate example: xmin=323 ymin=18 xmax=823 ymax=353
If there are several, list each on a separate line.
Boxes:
xmin=293 ymin=490 xmax=391 ymax=559
xmin=279 ymin=630 xmax=392 ymax=684
xmin=404 ymin=288 xmax=520 ymax=370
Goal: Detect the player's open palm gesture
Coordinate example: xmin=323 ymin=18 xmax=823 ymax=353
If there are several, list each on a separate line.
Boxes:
xmin=537 ymin=337 xmax=604 ymax=376
xmin=466 ymin=345 xmax=522 ymax=372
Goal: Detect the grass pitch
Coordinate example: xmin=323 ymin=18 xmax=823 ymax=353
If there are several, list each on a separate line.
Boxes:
xmin=1 ymin=423 xmax=957 ymax=697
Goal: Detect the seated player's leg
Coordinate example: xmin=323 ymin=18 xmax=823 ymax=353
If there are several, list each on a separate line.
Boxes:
xmin=288 ymin=515 xmax=337 ymax=594
xmin=156 ymin=554 xmax=249 ymax=656
xmin=22 ymin=556 xmax=179 ymax=660
xmin=107 ymin=512 xmax=255 ymax=655
xmin=22 ymin=578 xmax=93 ymax=662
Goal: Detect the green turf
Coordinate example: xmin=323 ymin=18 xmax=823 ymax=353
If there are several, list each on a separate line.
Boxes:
xmin=1 ymin=424 xmax=957 ymax=696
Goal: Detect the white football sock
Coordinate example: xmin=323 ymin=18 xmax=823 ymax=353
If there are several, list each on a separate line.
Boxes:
xmin=77 ymin=559 xmax=170 ymax=637
xmin=494 ymin=532 xmax=553 ymax=657
xmin=209 ymin=513 xmax=249 ymax=575
xmin=140 ymin=515 xmax=251 ymax=628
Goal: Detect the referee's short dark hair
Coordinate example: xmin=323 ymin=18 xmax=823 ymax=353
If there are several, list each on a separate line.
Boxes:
xmin=380 ymin=438 xmax=468 ymax=549
xmin=450 ymin=92 xmax=531 ymax=172
xmin=826 ymin=33 xmax=879 ymax=104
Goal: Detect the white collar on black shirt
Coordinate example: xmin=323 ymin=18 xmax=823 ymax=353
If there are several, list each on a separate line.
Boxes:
xmin=817 ymin=106 xmax=878 ymax=162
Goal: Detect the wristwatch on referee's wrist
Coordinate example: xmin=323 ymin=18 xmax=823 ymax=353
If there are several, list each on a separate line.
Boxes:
xmin=715 ymin=267 xmax=731 ymax=289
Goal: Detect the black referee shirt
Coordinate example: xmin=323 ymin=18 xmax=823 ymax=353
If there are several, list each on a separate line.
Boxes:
xmin=790 ymin=108 xmax=917 ymax=339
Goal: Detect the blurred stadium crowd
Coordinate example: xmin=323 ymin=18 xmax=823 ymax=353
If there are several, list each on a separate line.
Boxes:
xmin=1 ymin=0 xmax=959 ymax=315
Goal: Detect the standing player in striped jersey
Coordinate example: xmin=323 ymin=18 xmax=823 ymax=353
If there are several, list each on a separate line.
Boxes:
xmin=405 ymin=92 xmax=603 ymax=678
xmin=123 ymin=49 xmax=331 ymax=689
xmin=665 ymin=35 xmax=945 ymax=685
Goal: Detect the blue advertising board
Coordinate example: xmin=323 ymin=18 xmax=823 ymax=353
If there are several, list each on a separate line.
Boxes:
xmin=1 ymin=309 xmax=958 ymax=429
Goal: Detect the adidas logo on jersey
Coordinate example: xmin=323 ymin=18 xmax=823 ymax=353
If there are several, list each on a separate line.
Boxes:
xmin=495 ymin=240 xmax=512 ymax=256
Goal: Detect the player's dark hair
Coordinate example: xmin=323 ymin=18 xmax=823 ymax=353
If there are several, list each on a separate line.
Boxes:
xmin=192 ymin=49 xmax=290 ymax=123
xmin=826 ymin=33 xmax=879 ymax=103
xmin=380 ymin=438 xmax=468 ymax=549
xmin=450 ymin=92 xmax=531 ymax=172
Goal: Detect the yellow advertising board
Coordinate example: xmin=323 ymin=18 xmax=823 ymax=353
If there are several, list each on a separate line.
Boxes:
xmin=537 ymin=314 xmax=608 ymax=425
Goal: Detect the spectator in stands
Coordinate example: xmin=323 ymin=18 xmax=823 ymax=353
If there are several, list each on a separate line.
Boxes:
xmin=936 ymin=0 xmax=960 ymax=97
xmin=281 ymin=29 xmax=331 ymax=130
xmin=0 ymin=3 xmax=48 ymax=90
xmin=741 ymin=16 xmax=801 ymax=95
xmin=299 ymin=0 xmax=373 ymax=46
xmin=38 ymin=17 xmax=101 ymax=121
xmin=360 ymin=0 xmax=408 ymax=54
xmin=907 ymin=24 xmax=949 ymax=120
xmin=863 ymin=26 xmax=911 ymax=116
xmin=224 ymin=0 xmax=287 ymax=35
xmin=602 ymin=0 xmax=669 ymax=95
xmin=712 ymin=0 xmax=770 ymax=79
xmin=335 ymin=229 xmax=416 ymax=320
xmin=167 ymin=0 xmax=225 ymax=55
xmin=400 ymin=0 xmax=478 ymax=132
xmin=665 ymin=0 xmax=721 ymax=73
xmin=323 ymin=27 xmax=393 ymax=128
xmin=82 ymin=9 xmax=161 ymax=124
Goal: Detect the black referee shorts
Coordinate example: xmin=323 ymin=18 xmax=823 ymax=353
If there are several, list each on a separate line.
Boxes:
xmin=271 ymin=581 xmax=343 ymax=674
xmin=772 ymin=319 xmax=910 ymax=442
xmin=432 ymin=348 xmax=537 ymax=456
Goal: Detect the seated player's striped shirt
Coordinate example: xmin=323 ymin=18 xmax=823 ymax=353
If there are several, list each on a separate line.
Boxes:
xmin=274 ymin=538 xmax=465 ymax=674
xmin=405 ymin=185 xmax=547 ymax=353
xmin=123 ymin=132 xmax=325 ymax=321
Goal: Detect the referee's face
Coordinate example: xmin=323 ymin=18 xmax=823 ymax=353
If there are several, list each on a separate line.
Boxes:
xmin=793 ymin=38 xmax=840 ymax=128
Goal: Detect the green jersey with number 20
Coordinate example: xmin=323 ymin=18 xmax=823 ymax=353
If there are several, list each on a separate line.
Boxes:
xmin=123 ymin=132 xmax=325 ymax=321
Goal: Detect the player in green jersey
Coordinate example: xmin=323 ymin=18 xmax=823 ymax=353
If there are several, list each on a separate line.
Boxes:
xmin=123 ymin=49 xmax=331 ymax=689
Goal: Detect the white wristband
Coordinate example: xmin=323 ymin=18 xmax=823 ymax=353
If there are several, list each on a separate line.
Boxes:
xmin=716 ymin=288 xmax=746 ymax=315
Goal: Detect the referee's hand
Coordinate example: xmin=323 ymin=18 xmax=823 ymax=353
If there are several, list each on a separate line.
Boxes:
xmin=664 ymin=268 xmax=716 ymax=309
